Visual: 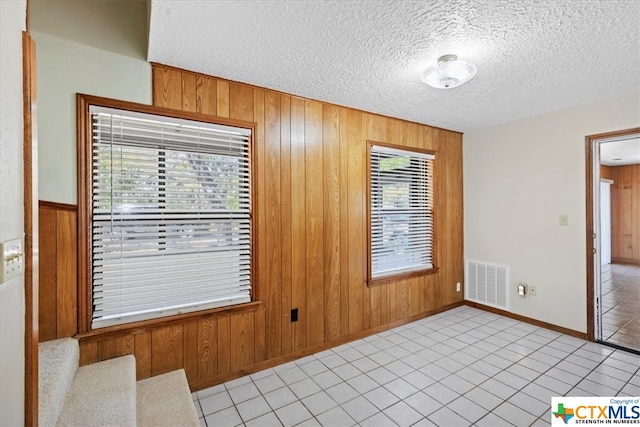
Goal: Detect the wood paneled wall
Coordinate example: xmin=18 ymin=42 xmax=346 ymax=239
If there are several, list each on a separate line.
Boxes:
xmin=78 ymin=304 xmax=267 ymax=385
xmin=39 ymin=201 xmax=78 ymax=341
xmin=38 ymin=63 xmax=464 ymax=390
xmin=609 ymin=164 xmax=640 ymax=264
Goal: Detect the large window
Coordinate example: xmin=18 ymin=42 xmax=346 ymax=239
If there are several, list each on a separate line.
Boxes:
xmin=84 ymin=101 xmax=253 ymax=328
xmin=368 ymin=143 xmax=435 ymax=282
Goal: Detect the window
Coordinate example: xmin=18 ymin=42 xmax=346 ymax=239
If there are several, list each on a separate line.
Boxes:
xmin=368 ymin=143 xmax=435 ymax=282
xmin=85 ymin=102 xmax=253 ymax=328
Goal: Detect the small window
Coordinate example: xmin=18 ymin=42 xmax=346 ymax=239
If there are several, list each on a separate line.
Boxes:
xmin=368 ymin=143 xmax=435 ymax=283
xmin=87 ymin=104 xmax=253 ymax=328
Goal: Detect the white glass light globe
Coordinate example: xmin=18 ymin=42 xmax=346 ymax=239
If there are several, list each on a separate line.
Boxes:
xmin=421 ymin=54 xmax=477 ymax=89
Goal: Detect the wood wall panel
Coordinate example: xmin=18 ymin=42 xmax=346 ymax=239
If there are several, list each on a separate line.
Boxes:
xmin=601 ymin=165 xmax=614 ymax=180
xmin=280 ymin=94 xmax=293 ymax=355
xmin=39 ymin=206 xmax=57 ymax=341
xmin=196 ymin=75 xmax=217 ymax=116
xmin=305 ymin=100 xmax=325 ymax=347
xmin=134 ymin=332 xmax=152 ymax=380
xmin=181 ymin=73 xmax=197 ymax=113
xmin=347 ymin=109 xmax=365 ymax=335
xmin=338 ymin=107 xmax=350 ymax=337
xmin=264 ymin=90 xmax=283 ymax=359
xmin=98 ymin=335 xmax=134 ymax=360
xmin=56 ymin=209 xmax=78 ymax=337
xmin=230 ymin=311 xmax=255 ymax=371
xmin=38 ymin=202 xmax=77 ymax=341
xmin=216 ymin=81 xmax=230 ymax=118
xmin=41 ymin=63 xmax=464 ymax=391
xmin=229 ymin=82 xmax=254 ymax=121
xmin=290 ymin=97 xmax=308 ymax=352
xmin=151 ymin=325 xmax=183 ymax=376
xmin=197 ymin=318 xmax=217 ymax=380
xmin=216 ymin=316 xmax=231 ymax=376
xmin=79 ymin=341 xmax=98 ymax=366
xmin=610 ymin=164 xmax=640 ymax=264
xmin=254 ymin=304 xmax=267 ymax=363
xmin=182 ymin=322 xmax=199 ymax=383
xmin=323 ymin=104 xmax=341 ymax=342
xmin=152 ymin=66 xmax=182 ymax=110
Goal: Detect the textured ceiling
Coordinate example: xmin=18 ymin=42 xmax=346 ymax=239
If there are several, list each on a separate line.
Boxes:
xmin=147 ymin=0 xmax=640 ymax=133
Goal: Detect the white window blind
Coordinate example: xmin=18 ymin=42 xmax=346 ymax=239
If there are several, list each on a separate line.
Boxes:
xmin=370 ymin=144 xmax=434 ymax=279
xmin=90 ymin=106 xmax=252 ymax=328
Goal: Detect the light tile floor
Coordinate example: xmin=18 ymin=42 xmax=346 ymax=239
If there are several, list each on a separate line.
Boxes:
xmin=192 ymin=306 xmax=640 ymax=427
xmin=601 ymin=263 xmax=640 ymax=350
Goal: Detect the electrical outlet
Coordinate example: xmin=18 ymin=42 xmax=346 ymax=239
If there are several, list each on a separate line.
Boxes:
xmin=291 ymin=308 xmax=298 ymax=322
xmin=456 ymin=282 xmax=461 ymax=292
xmin=529 ymin=286 xmax=537 ymax=296
xmin=0 ymin=238 xmax=24 ymax=284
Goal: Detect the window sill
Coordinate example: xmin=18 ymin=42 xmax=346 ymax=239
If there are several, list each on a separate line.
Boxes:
xmin=76 ymin=301 xmax=262 ymax=342
xmin=367 ymin=267 xmax=439 ymax=287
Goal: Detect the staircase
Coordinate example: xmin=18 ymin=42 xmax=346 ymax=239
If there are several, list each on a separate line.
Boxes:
xmin=39 ymin=338 xmax=199 ymax=427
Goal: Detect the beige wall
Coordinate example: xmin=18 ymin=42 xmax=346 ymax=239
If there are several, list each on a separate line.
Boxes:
xmin=0 ymin=1 xmax=26 ymax=425
xmin=32 ymin=0 xmax=151 ymax=205
xmin=464 ymin=93 xmax=640 ymax=333
xmin=31 ymin=0 xmax=148 ymax=60
xmin=33 ymin=31 xmax=152 ymax=204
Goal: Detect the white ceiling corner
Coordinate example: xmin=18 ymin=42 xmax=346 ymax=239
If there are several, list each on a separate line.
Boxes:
xmin=600 ymin=137 xmax=640 ymax=166
xmin=147 ymin=0 xmax=640 ymax=133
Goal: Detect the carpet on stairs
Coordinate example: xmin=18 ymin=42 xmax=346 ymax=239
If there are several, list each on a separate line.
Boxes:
xmin=38 ymin=338 xmax=79 ymax=427
xmin=57 ymin=354 xmax=137 ymax=427
xmin=137 ymin=369 xmax=200 ymax=427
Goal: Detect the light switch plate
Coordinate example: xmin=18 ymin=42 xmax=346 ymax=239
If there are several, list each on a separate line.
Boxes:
xmin=559 ymin=215 xmax=569 ymax=226
xmin=0 ymin=238 xmax=24 ymax=284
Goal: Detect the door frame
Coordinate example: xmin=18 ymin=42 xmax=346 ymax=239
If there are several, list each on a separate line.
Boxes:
xmin=599 ymin=180 xmax=613 ymax=266
xmin=22 ymin=0 xmax=39 ymax=423
xmin=585 ymin=127 xmax=640 ymax=343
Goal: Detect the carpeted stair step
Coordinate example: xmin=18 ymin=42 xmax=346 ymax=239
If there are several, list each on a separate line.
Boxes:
xmin=57 ymin=354 xmax=137 ymax=427
xmin=38 ymin=338 xmax=79 ymax=427
xmin=137 ymin=369 xmax=199 ymax=427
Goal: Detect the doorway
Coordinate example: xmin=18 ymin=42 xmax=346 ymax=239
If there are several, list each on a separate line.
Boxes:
xmin=586 ymin=128 xmax=640 ymax=354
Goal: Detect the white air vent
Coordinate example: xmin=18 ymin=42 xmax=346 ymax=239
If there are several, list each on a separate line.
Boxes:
xmin=465 ymin=260 xmax=509 ymax=310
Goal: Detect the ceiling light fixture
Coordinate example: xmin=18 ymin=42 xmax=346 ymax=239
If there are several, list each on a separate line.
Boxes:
xmin=421 ymin=54 xmax=477 ymax=89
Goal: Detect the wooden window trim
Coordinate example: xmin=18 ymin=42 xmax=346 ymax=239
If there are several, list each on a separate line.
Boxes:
xmin=368 ymin=267 xmax=440 ymax=287
xmin=76 ymin=300 xmax=262 ymax=341
xmin=366 ymin=140 xmax=437 ymax=287
xmin=76 ymin=93 xmax=258 ymax=333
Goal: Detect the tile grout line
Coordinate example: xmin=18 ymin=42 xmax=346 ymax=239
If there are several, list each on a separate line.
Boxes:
xmin=196 ymin=306 xmax=639 ymax=427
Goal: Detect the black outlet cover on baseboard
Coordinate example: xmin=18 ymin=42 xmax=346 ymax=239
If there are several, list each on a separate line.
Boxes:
xmin=291 ymin=308 xmax=298 ymax=322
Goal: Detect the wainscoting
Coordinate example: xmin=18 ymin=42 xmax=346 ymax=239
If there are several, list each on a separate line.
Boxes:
xmin=39 ymin=201 xmax=78 ymax=341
